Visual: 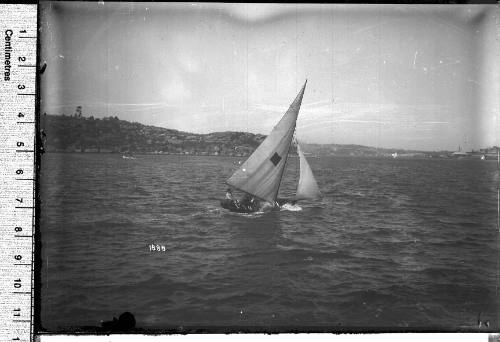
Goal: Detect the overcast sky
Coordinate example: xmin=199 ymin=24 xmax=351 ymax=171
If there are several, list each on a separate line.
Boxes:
xmin=40 ymin=3 xmax=499 ymax=151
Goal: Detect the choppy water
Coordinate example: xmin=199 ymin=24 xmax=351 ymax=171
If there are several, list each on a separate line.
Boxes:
xmin=40 ymin=153 xmax=499 ymax=331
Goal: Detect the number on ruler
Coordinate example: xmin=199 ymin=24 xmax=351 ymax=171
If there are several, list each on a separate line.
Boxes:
xmin=16 ymin=169 xmax=23 ymax=174
xmin=17 ymin=142 xmax=24 ymax=147
xmin=15 ymin=226 xmax=22 ymax=232
xmin=14 ymin=279 xmax=21 ymax=289
xmin=16 ymin=198 xmax=23 ymax=203
xmin=18 ymin=84 xmax=25 ymax=90
xmin=18 ymin=112 xmax=24 ymax=118
xmin=18 ymin=56 xmax=26 ymax=62
xmin=14 ymin=255 xmax=22 ymax=261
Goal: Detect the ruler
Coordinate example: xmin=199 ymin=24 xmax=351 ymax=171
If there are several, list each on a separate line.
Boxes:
xmin=0 ymin=4 xmax=38 ymax=342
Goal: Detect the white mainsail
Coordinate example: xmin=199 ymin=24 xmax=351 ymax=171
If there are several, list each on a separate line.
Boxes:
xmin=226 ymin=80 xmax=307 ymax=203
xmin=295 ymin=142 xmax=321 ymax=200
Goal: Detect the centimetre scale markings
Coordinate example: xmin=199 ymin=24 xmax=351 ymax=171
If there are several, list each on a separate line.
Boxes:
xmin=0 ymin=6 xmax=38 ymax=342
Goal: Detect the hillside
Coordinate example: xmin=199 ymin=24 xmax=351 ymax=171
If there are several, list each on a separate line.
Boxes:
xmin=41 ymin=114 xmax=266 ymax=156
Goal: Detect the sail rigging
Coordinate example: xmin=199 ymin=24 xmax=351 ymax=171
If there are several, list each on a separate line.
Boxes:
xmin=226 ymin=80 xmax=307 ymax=203
xmin=295 ymin=142 xmax=321 ymax=200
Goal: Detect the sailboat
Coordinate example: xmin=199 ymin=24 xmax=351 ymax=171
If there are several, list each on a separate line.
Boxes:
xmin=221 ymin=80 xmax=321 ymax=213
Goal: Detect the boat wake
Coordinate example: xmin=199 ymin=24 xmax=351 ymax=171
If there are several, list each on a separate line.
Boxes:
xmin=226 ymin=210 xmax=266 ymax=218
xmin=280 ymin=203 xmax=303 ymax=211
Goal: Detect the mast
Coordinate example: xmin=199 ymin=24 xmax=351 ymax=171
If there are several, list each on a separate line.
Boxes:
xmin=273 ymin=81 xmax=307 ymax=203
xmin=273 ymin=134 xmax=293 ymax=203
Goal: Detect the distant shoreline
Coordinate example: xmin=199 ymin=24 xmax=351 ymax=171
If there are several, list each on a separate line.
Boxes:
xmin=42 ymin=151 xmax=500 ymax=161
xmin=41 ymin=113 xmax=499 ymax=159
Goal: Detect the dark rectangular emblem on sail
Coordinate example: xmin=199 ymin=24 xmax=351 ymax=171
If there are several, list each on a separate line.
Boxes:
xmin=270 ymin=152 xmax=282 ymax=166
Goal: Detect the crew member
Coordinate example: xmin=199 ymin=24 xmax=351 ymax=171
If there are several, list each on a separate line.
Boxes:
xmin=225 ymin=188 xmax=234 ymax=200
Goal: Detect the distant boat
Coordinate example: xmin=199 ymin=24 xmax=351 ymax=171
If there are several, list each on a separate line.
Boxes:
xmin=122 ymin=155 xmax=136 ymax=160
xmin=221 ymin=80 xmax=321 ymax=213
xmin=481 ymin=154 xmax=486 ymax=160
xmin=392 ymin=152 xmax=398 ymax=159
xmin=451 ymin=145 xmax=468 ymax=158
